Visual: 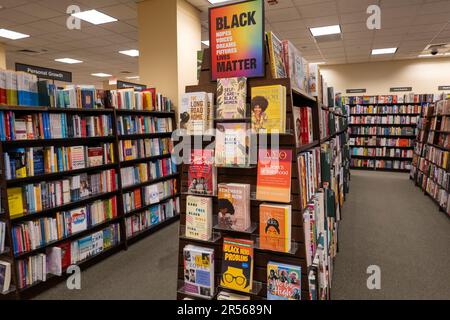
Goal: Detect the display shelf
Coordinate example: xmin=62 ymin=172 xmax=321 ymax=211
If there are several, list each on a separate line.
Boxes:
xmin=351 ymin=167 xmax=410 ymax=173
xmin=177 ymin=280 xmax=216 ymax=300
xmin=296 ymin=141 xmax=320 ymax=153
xmin=0 ymin=105 xmax=114 ymax=113
xmin=213 ymin=222 xmax=258 ymax=235
xmin=349 ymin=123 xmax=417 ymax=127
xmin=115 ymin=109 xmax=175 ymax=117
xmin=350 ymin=113 xmax=421 ymax=116
xmin=351 ymin=155 xmax=413 ymax=160
xmin=1 ymin=136 xmax=117 ymax=148
xmin=428 ymin=143 xmax=450 ymax=151
xmin=179 ymin=226 xmax=222 ymax=244
xmin=349 ymin=134 xmax=416 ymax=138
xmin=347 ymin=103 xmax=425 ymax=106
xmin=120 ymin=153 xmax=171 ymax=167
xmin=253 ymin=237 xmax=299 ymax=256
xmin=350 ymin=145 xmax=414 ymax=149
xmin=218 ymin=279 xmax=263 ymax=297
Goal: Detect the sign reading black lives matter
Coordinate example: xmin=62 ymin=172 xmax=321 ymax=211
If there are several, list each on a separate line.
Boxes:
xmin=15 ymin=63 xmax=72 ymax=82
xmin=209 ymin=0 xmax=265 ymax=80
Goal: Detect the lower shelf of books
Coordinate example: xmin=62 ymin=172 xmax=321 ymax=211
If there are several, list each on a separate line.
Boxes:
xmin=126 ymin=215 xmax=180 ymax=243
xmin=351 ymin=166 xmax=410 ymax=173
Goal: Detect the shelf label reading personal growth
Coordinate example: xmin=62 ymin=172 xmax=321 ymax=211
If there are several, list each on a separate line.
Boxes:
xmin=390 ymin=87 xmax=413 ymax=92
xmin=209 ymin=0 xmax=265 ymax=80
xmin=15 ymin=62 xmax=72 ymax=82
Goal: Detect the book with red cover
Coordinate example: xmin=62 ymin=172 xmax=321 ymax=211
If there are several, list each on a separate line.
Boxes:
xmin=58 ymin=242 xmax=71 ymax=270
xmin=188 ymin=149 xmax=216 ymax=195
xmin=256 ymin=149 xmax=292 ymax=203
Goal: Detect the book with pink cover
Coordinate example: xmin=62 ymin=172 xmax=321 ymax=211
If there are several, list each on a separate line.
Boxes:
xmin=188 ymin=149 xmax=216 ymax=195
xmin=218 ymin=183 xmax=251 ymax=231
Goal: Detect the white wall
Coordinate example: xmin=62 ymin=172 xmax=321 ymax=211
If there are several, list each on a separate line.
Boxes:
xmin=320 ymin=57 xmax=450 ymax=95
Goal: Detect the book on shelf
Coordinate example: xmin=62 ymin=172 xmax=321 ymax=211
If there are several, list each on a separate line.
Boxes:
xmin=0 ymin=260 xmax=11 ymax=293
xmin=5 ymin=70 xmax=18 ymax=106
xmin=251 ymin=85 xmax=286 ymax=134
xmin=183 ymin=245 xmax=215 ymax=298
xmin=259 ymin=204 xmax=292 ymax=253
xmin=216 ymin=77 xmax=247 ymax=119
xmin=70 ymin=206 xmax=88 ymax=234
xmin=185 ymin=196 xmax=213 ymax=241
xmin=266 ymin=32 xmax=287 ymax=79
xmin=117 ymin=115 xmax=173 ymax=136
xmin=267 ymin=261 xmax=301 ymax=300
xmin=179 ymin=92 xmax=209 ymax=135
xmin=308 ymin=64 xmax=319 ymax=97
xmin=187 ymin=149 xmax=217 ymax=196
xmin=7 ymin=187 xmax=24 ymax=219
xmin=298 ymin=148 xmax=321 ymax=209
xmin=282 ymin=40 xmax=309 ymax=93
xmin=217 ymin=290 xmax=250 ymax=300
xmin=215 ymin=122 xmax=251 ymax=166
xmin=220 ymin=238 xmax=254 ymax=293
xmin=293 ymin=106 xmax=314 ymax=147
xmin=218 ymin=183 xmax=251 ymax=232
xmin=0 ymin=222 xmax=5 ymax=253
xmin=256 ymin=149 xmax=292 ymax=203
xmin=45 ymin=247 xmax=62 ymax=276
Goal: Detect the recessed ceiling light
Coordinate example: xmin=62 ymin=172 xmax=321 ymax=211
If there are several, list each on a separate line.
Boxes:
xmin=208 ymin=0 xmax=231 ymax=4
xmin=119 ymin=49 xmax=139 ymax=57
xmin=372 ymin=48 xmax=397 ymax=55
xmin=310 ymin=25 xmax=341 ymax=37
xmin=55 ymin=58 xmax=83 ymax=64
xmin=91 ymin=73 xmax=112 ymax=77
xmin=201 ymin=40 xmax=210 ymax=46
xmin=0 ymin=28 xmax=30 ymax=40
xmin=72 ymin=10 xmax=117 ymax=25
xmin=126 ymin=76 xmax=140 ymax=79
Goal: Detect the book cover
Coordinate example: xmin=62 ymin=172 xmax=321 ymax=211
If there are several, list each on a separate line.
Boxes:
xmin=185 ymin=196 xmax=212 ymax=241
xmin=220 ymin=238 xmax=254 ymax=293
xmin=259 ymin=204 xmax=291 ymax=253
xmin=256 ymin=149 xmax=292 ymax=203
xmin=216 ymin=77 xmax=247 ymax=119
xmin=87 ymin=147 xmax=103 ymax=167
xmin=215 ymin=122 xmax=250 ymax=166
xmin=58 ymin=242 xmax=71 ymax=270
xmin=218 ymin=183 xmax=250 ymax=232
xmin=70 ymin=146 xmax=85 ymax=170
xmin=267 ymin=262 xmax=301 ymax=300
xmin=179 ymin=92 xmax=208 ymax=135
xmin=45 ymin=247 xmax=62 ymax=276
xmin=188 ymin=149 xmax=216 ymax=195
xmin=267 ymin=32 xmax=287 ymax=79
xmin=70 ymin=207 xmax=87 ymax=234
xmin=7 ymin=187 xmax=24 ymax=218
xmin=251 ymin=85 xmax=286 ymax=133
xmin=0 ymin=261 xmax=11 ymax=293
xmin=183 ymin=245 xmax=215 ymax=298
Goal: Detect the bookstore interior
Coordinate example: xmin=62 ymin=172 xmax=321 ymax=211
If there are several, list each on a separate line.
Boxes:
xmin=0 ymin=0 xmax=449 ymax=302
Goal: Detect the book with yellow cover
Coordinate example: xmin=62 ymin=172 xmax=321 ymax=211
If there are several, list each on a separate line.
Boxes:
xmin=259 ymin=204 xmax=291 ymax=253
xmin=220 ymin=238 xmax=253 ymax=293
xmin=256 ymin=149 xmax=292 ymax=203
xmin=267 ymin=32 xmax=287 ymax=79
xmin=251 ymin=85 xmax=286 ymax=134
xmin=7 ymin=187 xmax=24 ymax=218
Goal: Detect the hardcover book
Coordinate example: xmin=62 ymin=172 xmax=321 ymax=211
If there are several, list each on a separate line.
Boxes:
xmin=256 ymin=149 xmax=292 ymax=203
xmin=267 ymin=262 xmax=301 ymax=300
xmin=218 ymin=183 xmax=251 ymax=232
xmin=216 ymin=77 xmax=247 ymax=119
xmin=179 ymin=92 xmax=208 ymax=135
xmin=188 ymin=149 xmax=217 ymax=195
xmin=185 ymin=195 xmax=213 ymax=241
xmin=267 ymin=32 xmax=287 ymax=79
xmin=251 ymin=85 xmax=286 ymax=134
xmin=215 ymin=122 xmax=250 ymax=166
xmin=220 ymin=238 xmax=254 ymax=293
xmin=259 ymin=204 xmax=292 ymax=253
xmin=183 ymin=245 xmax=215 ymax=298
xmin=87 ymin=147 xmax=103 ymax=167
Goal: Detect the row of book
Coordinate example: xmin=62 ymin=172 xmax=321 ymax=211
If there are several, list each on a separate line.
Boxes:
xmin=0 ymin=70 xmax=38 ymax=106
xmin=417 ymin=172 xmax=450 ymax=213
xmin=429 ymin=115 xmax=450 ymax=131
xmin=0 ymin=112 xmax=113 ymax=141
xmin=422 ymin=145 xmax=450 ymax=170
xmin=427 ymin=131 xmax=450 ymax=148
xmin=118 ymin=138 xmax=172 ymax=162
xmin=422 ymin=162 xmax=450 ymax=191
xmin=120 ymin=158 xmax=176 ymax=188
xmin=4 ymin=144 xmax=115 ymax=180
xmin=349 ymin=115 xmax=419 ymax=125
xmin=344 ymin=94 xmax=435 ymax=105
xmin=110 ymin=88 xmax=173 ymax=112
xmin=350 ymin=105 xmax=422 ymax=114
xmin=434 ymin=99 xmax=450 ymax=115
xmin=298 ymin=148 xmax=321 ymax=210
xmin=351 ymin=147 xmax=413 ymax=158
xmin=350 ymin=127 xmax=416 ymax=136
xmin=125 ymin=198 xmax=179 ymax=238
xmin=7 ymin=169 xmax=117 ymax=219
xmin=349 ymin=137 xmax=414 ymax=148
xmin=320 ymin=108 xmax=336 ymax=139
xmin=117 ymin=115 xmax=173 ymax=136
xmin=183 ymin=240 xmax=301 ymax=300
xmin=123 ymin=179 xmax=177 ymax=214
xmin=11 ymin=198 xmax=118 ymax=255
xmin=16 ymin=223 xmax=121 ymax=289
xmin=351 ymin=159 xmax=411 ymax=170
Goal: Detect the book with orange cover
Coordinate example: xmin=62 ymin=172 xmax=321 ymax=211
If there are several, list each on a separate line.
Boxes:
xmin=259 ymin=204 xmax=291 ymax=253
xmin=256 ymin=149 xmax=292 ymax=203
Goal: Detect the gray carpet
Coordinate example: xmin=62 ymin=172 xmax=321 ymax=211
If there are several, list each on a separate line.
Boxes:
xmin=331 ymin=170 xmax=450 ymax=300
xmin=34 ymin=170 xmax=450 ymax=299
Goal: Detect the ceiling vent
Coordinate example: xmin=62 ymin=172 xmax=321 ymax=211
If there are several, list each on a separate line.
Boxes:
xmin=16 ymin=49 xmax=48 ymax=56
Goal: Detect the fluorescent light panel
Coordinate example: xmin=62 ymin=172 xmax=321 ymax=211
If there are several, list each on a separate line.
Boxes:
xmin=55 ymin=58 xmax=83 ymax=64
xmin=0 ymin=28 xmax=29 ymax=40
xmin=208 ymin=0 xmax=231 ymax=4
xmin=372 ymin=48 xmax=397 ymax=55
xmin=91 ymin=73 xmax=112 ymax=77
xmin=126 ymin=76 xmax=140 ymax=79
xmin=72 ymin=10 xmax=117 ymax=25
xmin=310 ymin=25 xmax=341 ymax=37
xmin=119 ymin=49 xmax=139 ymax=57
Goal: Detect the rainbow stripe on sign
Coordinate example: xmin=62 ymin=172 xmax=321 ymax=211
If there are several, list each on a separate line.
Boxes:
xmin=209 ymin=0 xmax=265 ymax=80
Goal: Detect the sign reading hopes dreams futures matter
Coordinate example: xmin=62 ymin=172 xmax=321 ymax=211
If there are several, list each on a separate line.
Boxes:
xmin=209 ymin=0 xmax=265 ymax=80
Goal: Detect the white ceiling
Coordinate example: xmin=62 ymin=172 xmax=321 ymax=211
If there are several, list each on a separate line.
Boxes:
xmin=0 ymin=0 xmax=449 ymax=86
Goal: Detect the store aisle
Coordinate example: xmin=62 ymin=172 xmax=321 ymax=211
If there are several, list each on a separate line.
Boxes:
xmin=332 ymin=170 xmax=450 ymax=299
xmin=34 ymin=222 xmax=179 ymax=300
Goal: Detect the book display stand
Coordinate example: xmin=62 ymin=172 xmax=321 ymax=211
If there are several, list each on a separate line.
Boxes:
xmin=0 ymin=105 xmax=180 ymax=299
xmin=176 ymin=47 xmax=350 ymax=300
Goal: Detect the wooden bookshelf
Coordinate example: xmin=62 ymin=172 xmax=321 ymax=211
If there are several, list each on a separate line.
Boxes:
xmin=0 ymin=106 xmax=180 ymax=299
xmin=175 ymin=48 xmax=350 ymax=301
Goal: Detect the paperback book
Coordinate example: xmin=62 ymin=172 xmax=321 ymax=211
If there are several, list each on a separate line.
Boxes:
xmin=215 ymin=122 xmax=250 ymax=166
xmin=216 ymin=77 xmax=247 ymax=119
xmin=251 ymin=85 xmax=286 ymax=133
xmin=188 ymin=149 xmax=217 ymax=195
xmin=185 ymin=196 xmax=213 ymax=241
xmin=183 ymin=245 xmax=215 ymax=298
xmin=267 ymin=262 xmax=301 ymax=300
xmin=259 ymin=204 xmax=292 ymax=253
xmin=218 ymin=183 xmax=251 ymax=232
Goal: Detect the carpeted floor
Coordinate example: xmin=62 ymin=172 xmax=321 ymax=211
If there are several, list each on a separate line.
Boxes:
xmin=34 ymin=170 xmax=450 ymax=300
